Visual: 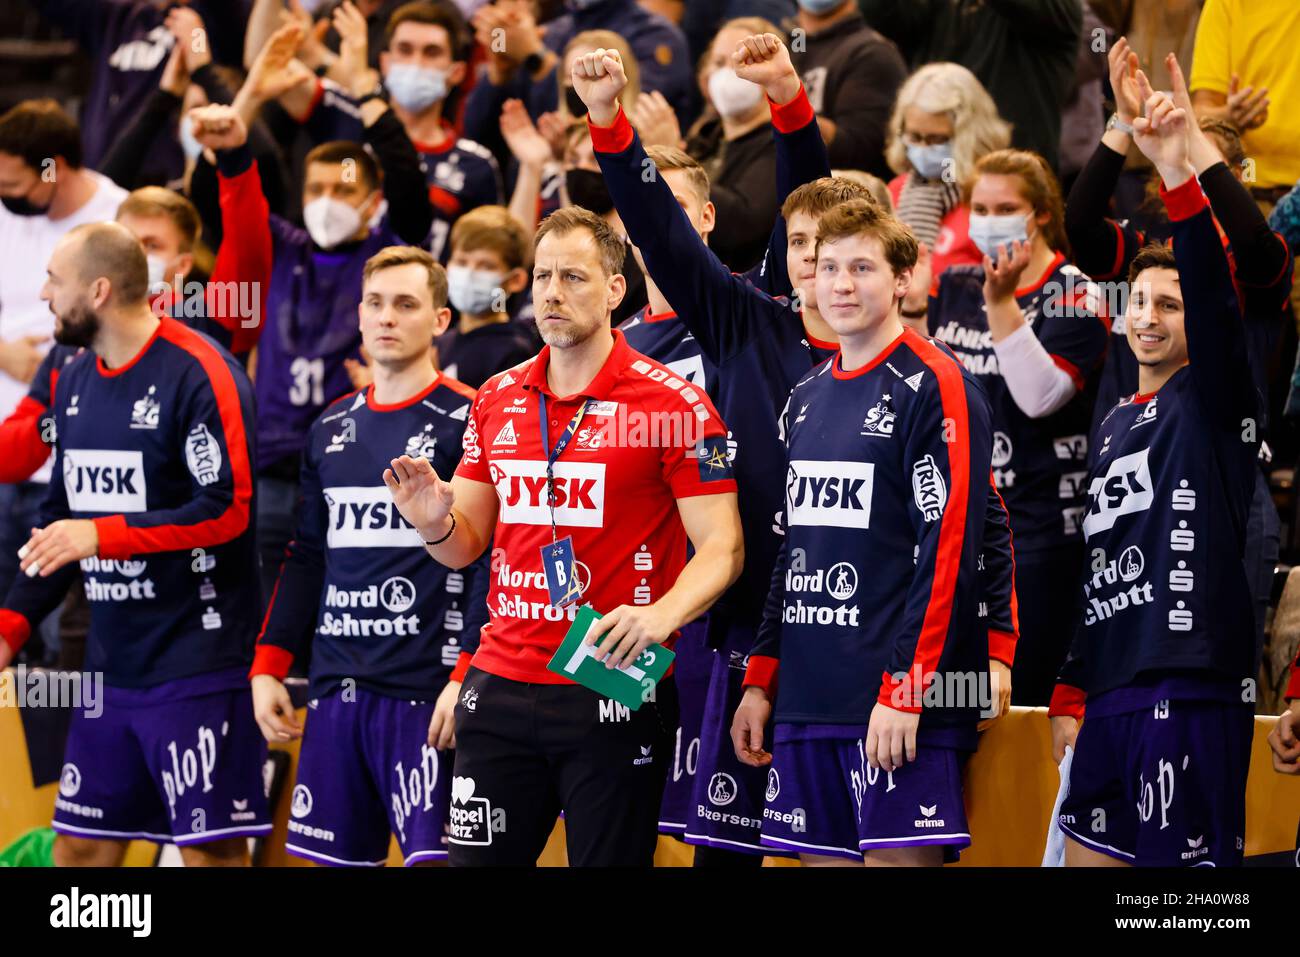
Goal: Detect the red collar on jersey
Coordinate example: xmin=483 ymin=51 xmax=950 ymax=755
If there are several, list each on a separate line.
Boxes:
xmin=523 ymin=328 xmax=630 ymax=401
xmin=366 ymin=374 xmax=442 ymax=412
xmin=1014 ymin=250 xmax=1067 ymax=298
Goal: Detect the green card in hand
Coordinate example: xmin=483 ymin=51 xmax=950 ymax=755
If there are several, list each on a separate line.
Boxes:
xmin=546 ymin=605 xmax=675 ymax=711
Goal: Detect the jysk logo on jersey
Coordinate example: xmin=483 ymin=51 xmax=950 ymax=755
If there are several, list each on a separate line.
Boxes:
xmin=64 ymin=450 xmax=147 ymax=513
xmin=323 ymin=486 xmax=424 ymax=547
xmin=911 ymin=455 xmax=947 ymax=522
xmin=1082 ymin=448 xmax=1153 ymax=537
xmin=185 ymin=424 xmax=223 ymax=486
xmin=694 ymin=436 xmax=733 ymax=482
xmin=786 ymin=460 xmax=873 ymax=529
xmin=491 ymin=460 xmax=606 ymax=527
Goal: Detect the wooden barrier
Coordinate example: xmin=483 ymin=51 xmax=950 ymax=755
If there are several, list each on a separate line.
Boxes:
xmin=2 ymin=685 xmax=1296 ymax=867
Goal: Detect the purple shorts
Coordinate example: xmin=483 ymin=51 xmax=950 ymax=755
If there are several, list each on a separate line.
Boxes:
xmin=1059 ymin=697 xmax=1252 ymax=867
xmin=760 ymin=724 xmax=970 ymax=862
xmin=684 ymin=626 xmax=790 ymax=856
xmin=52 ymin=668 xmax=271 ymax=846
xmin=286 ymin=686 xmax=451 ymax=867
xmin=658 ymin=619 xmax=710 ymax=835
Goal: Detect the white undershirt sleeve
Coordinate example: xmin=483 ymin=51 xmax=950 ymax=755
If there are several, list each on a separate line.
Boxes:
xmin=991 ymin=322 xmax=1078 ymax=419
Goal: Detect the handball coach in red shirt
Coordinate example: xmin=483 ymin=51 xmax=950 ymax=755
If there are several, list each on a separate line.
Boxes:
xmin=384 ymin=205 xmax=743 ymax=866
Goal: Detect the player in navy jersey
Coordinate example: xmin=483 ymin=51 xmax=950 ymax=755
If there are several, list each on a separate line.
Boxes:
xmin=286 ymin=2 xmax=503 ymax=262
xmin=217 ymin=23 xmax=437 ymax=607
xmin=382 ymin=207 xmax=743 ymax=866
xmin=581 ymin=38 xmax=1018 ymax=859
xmin=252 ymin=246 xmax=486 ymax=866
xmin=915 ymin=149 xmax=1109 ymax=706
xmin=0 ymin=222 xmax=267 ymax=865
xmin=1049 ymin=83 xmax=1261 ymax=868
xmin=733 ymin=199 xmax=993 ymax=865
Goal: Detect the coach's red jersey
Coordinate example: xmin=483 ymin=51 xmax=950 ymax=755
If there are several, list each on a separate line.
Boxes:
xmin=456 ymin=330 xmax=737 ymax=683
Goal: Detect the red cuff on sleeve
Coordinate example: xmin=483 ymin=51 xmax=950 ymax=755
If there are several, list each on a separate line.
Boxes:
xmin=877 ymin=669 xmax=923 ymax=714
xmin=767 ymin=85 xmax=814 ymax=134
xmin=0 ymin=609 xmax=32 ymax=655
xmin=248 ymin=644 xmax=295 ymax=681
xmin=588 ymin=106 xmax=635 ymax=154
xmin=1048 ymin=683 xmax=1087 ymax=721
xmin=1050 ymin=353 xmax=1086 ymax=391
xmin=988 ymin=629 xmax=1018 ymax=668
xmin=449 ymin=651 xmax=473 ymax=684
xmin=1159 ymin=175 xmax=1208 ymax=222
xmin=93 ymin=515 xmax=132 ymax=560
xmin=742 ymin=654 xmax=779 ymax=698
xmin=1286 ymin=660 xmax=1300 ymax=701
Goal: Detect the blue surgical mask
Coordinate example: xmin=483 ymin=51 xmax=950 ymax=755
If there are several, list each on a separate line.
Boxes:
xmin=906 ymin=142 xmax=953 ymax=181
xmin=179 ymin=119 xmax=204 ymax=162
xmin=448 ymin=266 xmax=506 ymax=316
xmin=797 ymin=0 xmax=845 ymax=13
xmin=385 ymin=63 xmax=449 ymax=114
xmin=968 ymin=213 xmax=1030 ymax=259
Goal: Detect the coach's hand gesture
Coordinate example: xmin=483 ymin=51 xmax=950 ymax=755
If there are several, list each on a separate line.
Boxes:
xmin=384 ymin=455 xmax=455 ymax=543
xmin=731 ymin=33 xmax=800 ymax=107
xmin=571 ymin=48 xmax=626 ymax=127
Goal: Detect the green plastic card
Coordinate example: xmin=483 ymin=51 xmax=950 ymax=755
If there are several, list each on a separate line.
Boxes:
xmin=546 ymin=605 xmax=675 ymax=711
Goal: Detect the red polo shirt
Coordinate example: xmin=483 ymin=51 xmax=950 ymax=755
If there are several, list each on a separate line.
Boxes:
xmin=456 ymin=330 xmax=737 ymax=683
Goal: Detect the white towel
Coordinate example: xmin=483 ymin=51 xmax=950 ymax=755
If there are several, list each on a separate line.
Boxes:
xmin=1041 ymin=745 xmax=1074 ymax=867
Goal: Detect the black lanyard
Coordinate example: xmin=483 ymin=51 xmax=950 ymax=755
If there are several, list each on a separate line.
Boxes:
xmin=537 ymin=393 xmax=590 ymax=544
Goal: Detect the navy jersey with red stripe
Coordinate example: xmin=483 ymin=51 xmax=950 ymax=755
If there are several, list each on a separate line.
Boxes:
xmin=747 ymin=330 xmax=993 ymax=742
xmin=618 ymin=308 xmax=717 ymax=395
xmin=1056 ymin=181 xmax=1260 ymax=703
xmin=254 ymin=377 xmax=488 ymax=700
xmin=592 ymin=94 xmax=835 ymax=632
xmin=929 ymin=255 xmax=1108 ymax=553
xmin=304 ymin=81 xmax=503 ymax=262
xmin=1 ymin=318 xmax=258 ymax=689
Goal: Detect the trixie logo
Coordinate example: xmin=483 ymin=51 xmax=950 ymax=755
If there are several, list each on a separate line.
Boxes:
xmin=63 ymin=450 xmax=147 ymax=512
xmin=492 ymin=460 xmax=605 ymax=527
xmin=911 ymin=455 xmax=947 ymax=522
xmin=185 ymin=424 xmax=222 ymax=486
xmin=323 ymin=486 xmax=423 ymax=548
xmin=786 ymin=460 xmax=873 ymax=529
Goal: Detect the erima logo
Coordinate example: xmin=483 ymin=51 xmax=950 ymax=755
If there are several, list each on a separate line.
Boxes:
xmin=64 ymin=450 xmax=147 ymax=513
xmin=911 ymin=455 xmax=947 ymax=522
xmin=323 ymin=486 xmax=423 ymax=548
xmin=633 ymin=745 xmax=653 ymax=766
xmin=491 ymin=460 xmax=606 ymax=527
xmin=130 ymin=386 xmax=160 ymax=429
xmin=492 ymin=420 xmax=517 ymax=446
xmin=1181 ymin=835 xmax=1209 ymax=860
xmin=914 ymin=804 xmax=946 ymax=828
xmin=1083 ymin=448 xmax=1153 ymax=536
xmin=786 ymin=460 xmax=874 ymax=529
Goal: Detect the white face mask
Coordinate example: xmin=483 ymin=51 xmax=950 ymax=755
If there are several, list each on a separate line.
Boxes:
xmin=146 ymin=254 xmax=172 ymax=293
xmin=178 ymin=119 xmax=204 ymax=162
xmin=303 ymin=195 xmax=366 ymax=249
xmin=448 ymin=266 xmax=507 ymax=316
xmin=707 ymin=67 xmax=763 ymax=120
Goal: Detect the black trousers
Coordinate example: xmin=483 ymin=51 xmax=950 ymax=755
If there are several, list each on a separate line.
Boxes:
xmin=448 ymin=667 xmax=679 ymax=866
